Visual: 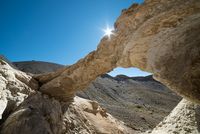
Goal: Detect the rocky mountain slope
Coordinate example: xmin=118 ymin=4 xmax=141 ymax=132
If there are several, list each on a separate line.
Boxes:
xmin=78 ymin=75 xmax=181 ymax=131
xmin=12 ymin=60 xmax=181 ymax=132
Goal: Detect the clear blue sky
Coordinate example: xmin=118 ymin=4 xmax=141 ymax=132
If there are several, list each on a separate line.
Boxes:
xmin=0 ymin=0 xmax=150 ymax=76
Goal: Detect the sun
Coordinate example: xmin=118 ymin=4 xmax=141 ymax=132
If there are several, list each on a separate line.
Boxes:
xmin=102 ymin=26 xmax=114 ymax=39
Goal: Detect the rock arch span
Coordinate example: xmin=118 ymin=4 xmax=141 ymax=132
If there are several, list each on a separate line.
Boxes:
xmin=35 ymin=0 xmax=200 ymax=104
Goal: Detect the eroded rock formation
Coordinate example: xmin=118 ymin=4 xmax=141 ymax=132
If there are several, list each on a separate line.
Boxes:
xmin=150 ymin=99 xmax=200 ymax=134
xmin=0 ymin=59 xmax=38 ymax=120
xmin=36 ymin=0 xmax=200 ymax=104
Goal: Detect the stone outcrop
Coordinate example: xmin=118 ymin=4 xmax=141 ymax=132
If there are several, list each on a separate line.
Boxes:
xmin=1 ymin=93 xmax=63 ymax=134
xmin=1 ymin=93 xmax=134 ymax=134
xmin=0 ymin=59 xmax=38 ymax=121
xmin=149 ymin=99 xmax=200 ymax=134
xmin=35 ymin=0 xmax=200 ymax=104
xmin=62 ymin=96 xmax=134 ymax=134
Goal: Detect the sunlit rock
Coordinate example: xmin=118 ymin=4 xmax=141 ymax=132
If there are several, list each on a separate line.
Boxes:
xmin=36 ymin=0 xmax=200 ymax=104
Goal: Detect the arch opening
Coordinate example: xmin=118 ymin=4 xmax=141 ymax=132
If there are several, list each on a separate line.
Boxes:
xmin=108 ymin=67 xmax=151 ymax=77
xmin=77 ymin=67 xmax=181 ymax=131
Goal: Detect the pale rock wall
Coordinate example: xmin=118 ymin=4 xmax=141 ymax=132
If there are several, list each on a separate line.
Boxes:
xmin=0 ymin=59 xmax=38 ymax=120
xmin=149 ymin=99 xmax=200 ymax=134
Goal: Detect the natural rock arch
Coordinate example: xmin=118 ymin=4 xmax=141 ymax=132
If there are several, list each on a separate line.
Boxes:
xmin=36 ymin=0 xmax=200 ymax=104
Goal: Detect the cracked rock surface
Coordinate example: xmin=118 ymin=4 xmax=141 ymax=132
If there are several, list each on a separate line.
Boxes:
xmin=149 ymin=99 xmax=200 ymax=134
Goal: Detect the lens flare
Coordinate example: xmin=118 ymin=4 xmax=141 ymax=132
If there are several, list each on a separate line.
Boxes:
xmin=102 ymin=26 xmax=114 ymax=39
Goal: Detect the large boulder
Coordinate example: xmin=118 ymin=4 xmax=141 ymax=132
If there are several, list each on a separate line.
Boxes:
xmin=1 ymin=93 xmax=63 ymax=134
xmin=0 ymin=58 xmax=38 ymax=121
xmin=149 ymin=99 xmax=200 ymax=134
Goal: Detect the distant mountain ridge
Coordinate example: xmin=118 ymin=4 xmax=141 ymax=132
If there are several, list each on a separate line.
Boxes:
xmin=13 ymin=60 xmax=65 ymax=74
xmin=102 ymin=74 xmax=155 ymax=82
